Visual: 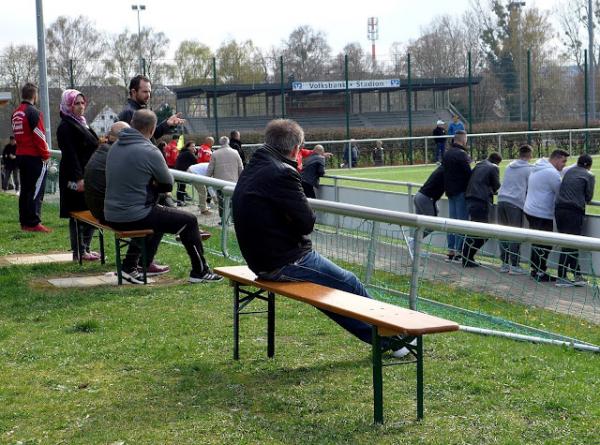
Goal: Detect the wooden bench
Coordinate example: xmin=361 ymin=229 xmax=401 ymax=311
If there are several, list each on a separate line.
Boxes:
xmin=214 ymin=265 xmax=459 ymax=424
xmin=70 ymin=210 xmax=154 ymax=285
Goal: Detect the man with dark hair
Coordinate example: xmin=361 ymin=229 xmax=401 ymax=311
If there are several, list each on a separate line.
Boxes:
xmin=461 ymin=152 xmax=502 ymax=267
xmin=229 ymin=130 xmax=246 ymax=166
xmin=554 ymin=154 xmax=595 ymax=287
xmin=524 ymin=149 xmax=569 ymax=282
xmin=84 ymin=121 xmax=130 ymax=222
xmin=11 ymin=82 xmax=51 ymax=232
xmin=2 ymin=136 xmax=19 ymax=192
xmin=232 ymin=118 xmax=414 ymax=358
xmin=118 ymin=74 xmax=185 ymax=140
xmin=497 ymin=144 xmax=533 ymax=274
xmin=442 ymin=129 xmax=471 ymax=262
xmin=104 ymin=109 xmax=221 ymax=284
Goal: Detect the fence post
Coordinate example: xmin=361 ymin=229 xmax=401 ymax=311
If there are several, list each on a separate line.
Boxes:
xmin=424 ymin=138 xmax=428 ymax=164
xmin=407 ymin=53 xmax=414 ymax=165
xmin=585 ymin=49 xmax=589 ymax=152
xmin=345 ymin=55 xmax=352 ymax=168
xmin=569 ymin=131 xmax=573 ymax=156
xmin=407 ymin=184 xmax=414 ymax=214
xmin=498 ymin=134 xmax=501 ymax=153
xmin=69 ymin=59 xmax=74 ymax=89
xmin=220 ymin=192 xmax=231 ymax=259
xmin=527 ymin=49 xmax=532 ymax=145
xmin=212 ymin=57 xmax=219 ymax=139
xmin=364 ymin=221 xmax=380 ymax=285
xmin=408 ymin=228 xmax=424 ymax=310
xmin=280 ymin=56 xmax=285 ymax=118
xmin=468 ymin=51 xmax=473 ymax=158
xmin=142 ymin=58 xmax=146 ymax=76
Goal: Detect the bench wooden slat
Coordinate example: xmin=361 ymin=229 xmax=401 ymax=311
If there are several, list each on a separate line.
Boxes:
xmin=214 ymin=265 xmax=459 ymax=336
xmin=70 ymin=210 xmax=153 ymax=238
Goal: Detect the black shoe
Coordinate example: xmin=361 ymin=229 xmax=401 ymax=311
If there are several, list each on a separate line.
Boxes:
xmin=532 ymin=273 xmax=556 ymax=283
xmin=189 ymin=269 xmax=224 ymax=283
xmin=462 ymin=259 xmax=480 ymax=268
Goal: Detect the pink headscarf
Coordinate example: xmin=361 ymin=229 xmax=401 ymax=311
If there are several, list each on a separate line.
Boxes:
xmin=60 ymin=89 xmax=87 ymax=126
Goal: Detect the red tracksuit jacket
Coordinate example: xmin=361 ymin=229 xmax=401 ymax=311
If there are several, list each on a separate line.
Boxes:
xmin=11 ymin=101 xmax=50 ymax=160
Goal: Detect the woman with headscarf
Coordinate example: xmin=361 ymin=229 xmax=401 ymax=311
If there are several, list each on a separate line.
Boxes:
xmin=56 ymin=89 xmax=100 ymax=261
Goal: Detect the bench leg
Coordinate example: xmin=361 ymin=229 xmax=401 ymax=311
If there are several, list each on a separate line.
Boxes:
xmin=75 ymin=219 xmax=83 ymax=266
xmin=233 ymin=282 xmax=240 ymax=360
xmin=98 ymin=229 xmax=105 ymax=264
xmin=267 ymin=291 xmax=275 ymax=358
xmin=372 ymin=326 xmax=384 ymax=425
xmin=416 ymin=335 xmax=424 ymax=420
xmin=140 ymin=237 xmax=148 ymax=284
xmin=115 ymin=237 xmax=123 ymax=285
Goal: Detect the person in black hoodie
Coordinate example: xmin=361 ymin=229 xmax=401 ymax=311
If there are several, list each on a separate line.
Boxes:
xmin=56 ymin=89 xmax=100 ymax=262
xmin=2 ymin=136 xmax=19 ymax=191
xmin=555 ymin=154 xmax=595 ymax=287
xmin=461 ymin=152 xmax=502 ymax=267
xmin=232 ymin=119 xmax=415 ymax=358
xmin=229 ymin=130 xmax=246 ymax=166
xmin=442 ymin=130 xmax=471 ymax=261
xmin=174 ymin=141 xmax=197 ymax=203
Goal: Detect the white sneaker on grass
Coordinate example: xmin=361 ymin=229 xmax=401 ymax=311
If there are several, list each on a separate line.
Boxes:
xmin=509 ymin=265 xmax=528 ymax=275
xmin=499 ymin=264 xmax=510 ymax=273
xmin=573 ymin=276 xmax=588 ymax=287
xmin=121 ymin=269 xmax=144 ymax=285
xmin=392 ymin=338 xmax=417 ymax=358
xmin=189 ymin=270 xmax=224 ymax=283
xmin=555 ymin=278 xmax=575 ymax=288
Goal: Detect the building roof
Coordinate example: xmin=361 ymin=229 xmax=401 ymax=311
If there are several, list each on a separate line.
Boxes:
xmin=173 ymin=77 xmax=481 ymax=99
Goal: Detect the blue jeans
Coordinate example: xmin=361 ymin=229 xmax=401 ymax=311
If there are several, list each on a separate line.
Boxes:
xmin=259 ymin=250 xmax=376 ymax=345
xmin=447 ymin=192 xmax=468 ymax=253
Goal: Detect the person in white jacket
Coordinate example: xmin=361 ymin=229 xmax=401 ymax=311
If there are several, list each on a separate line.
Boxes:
xmin=523 ymin=149 xmax=569 ymax=282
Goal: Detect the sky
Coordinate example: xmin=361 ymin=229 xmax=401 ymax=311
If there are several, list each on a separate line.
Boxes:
xmin=2 ymin=0 xmax=562 ymax=58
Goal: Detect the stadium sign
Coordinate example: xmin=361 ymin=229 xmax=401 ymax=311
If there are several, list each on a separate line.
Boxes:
xmin=292 ymin=79 xmax=400 ymax=91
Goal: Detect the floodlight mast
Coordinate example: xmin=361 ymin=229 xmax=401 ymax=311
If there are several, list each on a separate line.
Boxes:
xmin=367 ymin=17 xmax=379 ymax=66
xmin=131 ymin=4 xmax=146 ymax=75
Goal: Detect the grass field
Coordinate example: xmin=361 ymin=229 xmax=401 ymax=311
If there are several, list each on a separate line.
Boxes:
xmin=0 ymin=194 xmax=599 ymax=444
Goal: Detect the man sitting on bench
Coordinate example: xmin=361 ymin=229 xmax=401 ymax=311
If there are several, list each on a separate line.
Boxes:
xmin=232 ymin=118 xmax=411 ymax=357
xmin=104 ymin=109 xmax=222 ymax=285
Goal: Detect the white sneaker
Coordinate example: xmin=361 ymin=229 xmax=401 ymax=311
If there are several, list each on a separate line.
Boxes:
xmin=392 ymin=339 xmax=417 ymax=358
xmin=573 ymin=276 xmax=588 ymax=287
xmin=121 ymin=269 xmax=144 ymax=285
xmin=555 ymin=278 xmax=575 ymax=288
xmin=509 ymin=266 xmax=528 ymax=275
xmin=499 ymin=264 xmax=510 ymax=273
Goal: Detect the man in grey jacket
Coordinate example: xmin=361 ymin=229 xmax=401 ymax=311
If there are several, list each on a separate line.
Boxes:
xmin=497 ymin=144 xmax=533 ymax=274
xmin=461 ymin=152 xmax=502 ymax=267
xmin=207 ymin=136 xmax=243 ymax=219
xmin=523 ymin=149 xmax=569 ymax=282
xmin=555 ymin=154 xmax=595 ymax=287
xmin=104 ymin=109 xmax=221 ymax=284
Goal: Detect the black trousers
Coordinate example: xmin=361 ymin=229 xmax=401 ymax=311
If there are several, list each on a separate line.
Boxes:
xmin=302 ymin=181 xmax=316 ymax=199
xmin=497 ymin=201 xmax=524 ymax=266
xmin=462 ymin=199 xmax=489 ymax=262
xmin=17 ymin=156 xmax=47 ymax=227
xmin=525 ymin=213 xmax=554 ymax=276
xmin=2 ymin=165 xmax=19 ymax=190
xmin=555 ymin=206 xmax=584 ymax=279
xmin=107 ymin=205 xmax=207 ymax=274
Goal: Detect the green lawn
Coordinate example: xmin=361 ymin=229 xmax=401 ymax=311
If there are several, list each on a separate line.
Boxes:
xmin=0 ymin=194 xmax=599 ymax=444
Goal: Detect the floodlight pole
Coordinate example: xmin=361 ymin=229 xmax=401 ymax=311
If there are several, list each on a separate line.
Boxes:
xmin=588 ymin=0 xmax=596 ymax=121
xmin=35 ymin=0 xmax=51 ymax=149
xmin=132 ymin=4 xmax=146 ymax=75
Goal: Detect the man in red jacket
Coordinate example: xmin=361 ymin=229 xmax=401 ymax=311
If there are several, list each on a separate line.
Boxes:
xmin=11 ymin=83 xmax=52 ymax=232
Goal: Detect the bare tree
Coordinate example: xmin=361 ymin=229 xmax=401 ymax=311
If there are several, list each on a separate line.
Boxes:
xmin=107 ymin=30 xmax=139 ymax=88
xmin=0 ymin=44 xmax=38 ymax=107
xmin=279 ymin=25 xmax=332 ymax=81
xmin=216 ymin=39 xmax=267 ymax=84
xmin=46 ymin=15 xmax=107 ymax=88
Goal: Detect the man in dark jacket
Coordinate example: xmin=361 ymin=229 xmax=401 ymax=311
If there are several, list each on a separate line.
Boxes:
xmin=442 ymin=130 xmax=471 ymax=261
xmin=555 ymin=154 xmax=595 ymax=287
xmin=229 ymin=130 xmax=246 ymax=166
xmin=232 ymin=119 xmax=414 ymax=358
xmin=300 ymin=144 xmax=326 ymax=198
xmin=461 ymin=152 xmax=502 ymax=267
xmin=2 ymin=136 xmax=19 ymax=191
xmin=432 ymin=120 xmax=446 ymax=163
xmin=174 ymin=141 xmax=197 ymax=203
xmin=118 ymin=75 xmax=184 ymax=141
xmin=84 ymin=121 xmax=130 ymax=222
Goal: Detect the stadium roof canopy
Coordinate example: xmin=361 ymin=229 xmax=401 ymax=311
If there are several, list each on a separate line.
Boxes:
xmin=173 ymin=77 xmax=482 ymax=99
